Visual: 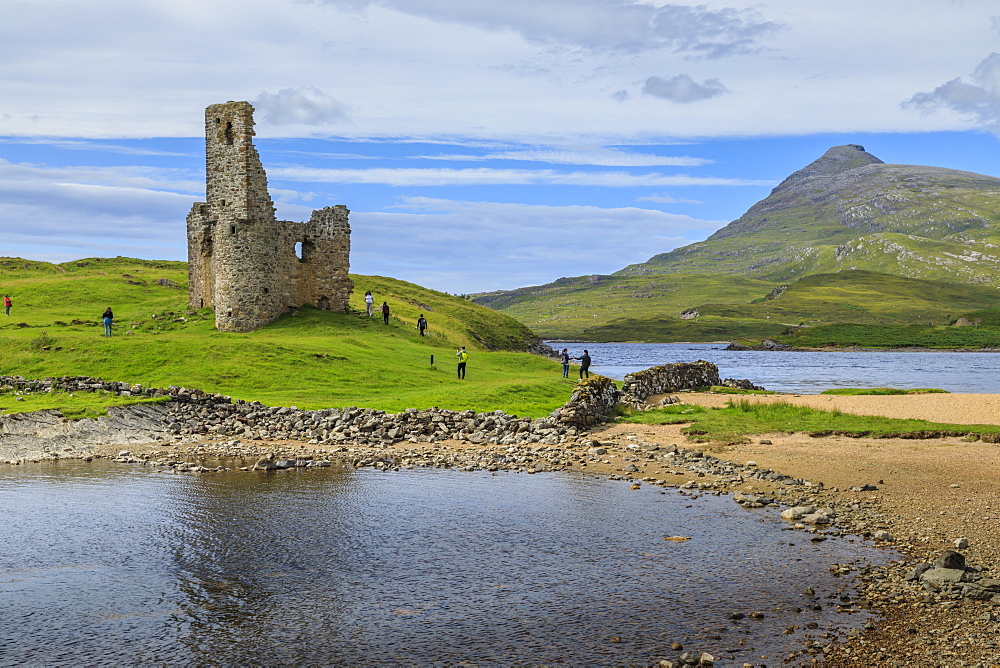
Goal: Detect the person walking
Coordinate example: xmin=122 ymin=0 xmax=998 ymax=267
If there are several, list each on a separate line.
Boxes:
xmin=559 ymin=348 xmax=571 ymax=378
xmin=3 ymin=294 xmax=10 ymax=316
xmin=575 ymin=349 xmax=591 ymax=379
xmin=417 ymin=315 xmax=428 ymax=336
xmin=102 ymin=306 xmax=114 ymax=337
xmin=456 ymin=346 xmax=468 ymax=379
xmin=380 ymin=301 xmax=390 ymax=325
xmin=364 ymin=291 xmax=374 ymax=317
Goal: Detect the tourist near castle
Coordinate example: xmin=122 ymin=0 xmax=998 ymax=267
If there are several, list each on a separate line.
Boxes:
xmin=456 ymin=346 xmax=468 ymax=379
xmin=574 ymin=350 xmax=591 ymax=379
xmin=101 ymin=306 xmax=114 ymax=337
xmin=3 ymin=294 xmax=10 ymax=316
xmin=559 ymin=348 xmax=570 ymax=378
xmin=380 ymin=301 xmax=390 ymax=325
xmin=417 ymin=315 xmax=428 ymax=336
xmin=364 ymin=291 xmax=374 ymax=317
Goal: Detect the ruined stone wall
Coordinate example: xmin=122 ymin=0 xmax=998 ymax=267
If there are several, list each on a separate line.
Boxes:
xmin=620 ymin=361 xmax=721 ymax=400
xmin=550 ymin=376 xmax=621 ymax=428
xmin=187 ymin=101 xmax=352 ymax=332
xmin=275 ymin=206 xmax=353 ymax=314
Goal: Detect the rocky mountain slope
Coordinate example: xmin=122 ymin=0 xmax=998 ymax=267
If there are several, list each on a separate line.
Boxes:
xmin=619 ymin=144 xmax=1000 ymax=283
xmin=475 ymin=145 xmax=1000 ymax=340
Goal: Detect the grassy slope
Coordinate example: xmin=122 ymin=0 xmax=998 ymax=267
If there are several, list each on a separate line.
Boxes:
xmin=475 ymin=273 xmax=781 ymax=340
xmin=477 ymin=269 xmax=1000 ymax=344
xmin=0 ymin=257 xmax=571 ymax=417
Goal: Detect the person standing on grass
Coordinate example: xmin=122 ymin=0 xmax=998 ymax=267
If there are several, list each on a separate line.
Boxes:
xmin=3 ymin=294 xmax=10 ymax=316
xmin=559 ymin=348 xmax=571 ymax=378
xmin=456 ymin=346 xmax=468 ymax=379
xmin=364 ymin=291 xmax=374 ymax=317
xmin=574 ymin=349 xmax=591 ymax=379
xmin=417 ymin=315 xmax=428 ymax=336
xmin=102 ymin=306 xmax=114 ymax=337
xmin=381 ymin=301 xmax=390 ymax=325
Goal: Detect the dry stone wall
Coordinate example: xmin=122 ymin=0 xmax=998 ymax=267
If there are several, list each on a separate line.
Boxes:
xmin=549 ymin=376 xmax=621 ymax=429
xmin=620 ymin=360 xmax=721 ymax=400
xmin=2 ymin=362 xmax=762 ymax=455
xmin=187 ymin=101 xmax=353 ymax=332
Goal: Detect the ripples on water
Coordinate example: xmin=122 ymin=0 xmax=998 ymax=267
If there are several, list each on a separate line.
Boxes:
xmin=556 ymin=341 xmax=1000 ymax=393
xmin=0 ymin=461 xmax=894 ymax=665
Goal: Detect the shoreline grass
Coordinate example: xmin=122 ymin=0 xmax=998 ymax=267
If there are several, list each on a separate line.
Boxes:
xmin=622 ymin=399 xmax=1000 ymax=443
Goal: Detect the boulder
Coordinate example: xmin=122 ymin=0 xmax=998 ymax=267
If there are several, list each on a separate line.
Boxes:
xmin=934 ymin=550 xmax=966 ymax=570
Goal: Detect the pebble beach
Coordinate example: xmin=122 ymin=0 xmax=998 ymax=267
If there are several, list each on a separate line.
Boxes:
xmin=6 ymin=391 xmax=1000 ymax=665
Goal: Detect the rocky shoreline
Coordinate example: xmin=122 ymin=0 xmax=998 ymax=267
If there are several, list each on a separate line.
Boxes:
xmin=4 ymin=375 xmax=1000 ymax=665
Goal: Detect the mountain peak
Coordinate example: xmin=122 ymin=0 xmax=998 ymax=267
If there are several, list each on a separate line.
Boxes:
xmin=783 ymin=144 xmax=884 ymax=185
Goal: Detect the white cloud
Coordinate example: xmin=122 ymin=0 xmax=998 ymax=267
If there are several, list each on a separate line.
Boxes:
xmin=637 ymin=192 xmax=702 ymax=204
xmin=268 ymin=165 xmax=771 ymax=187
xmin=642 ymin=74 xmax=729 ymax=103
xmin=417 ymin=148 xmax=712 ymax=167
xmin=351 ymin=197 xmax=726 ymax=291
xmin=253 ymin=87 xmax=350 ymax=126
xmin=319 ymin=0 xmax=779 ymax=56
xmin=0 ymin=159 xmax=197 ymax=256
xmin=905 ymin=53 xmax=1000 ymax=132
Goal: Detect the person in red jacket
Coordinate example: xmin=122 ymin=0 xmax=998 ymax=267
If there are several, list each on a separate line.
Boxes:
xmin=3 ymin=294 xmax=10 ymax=316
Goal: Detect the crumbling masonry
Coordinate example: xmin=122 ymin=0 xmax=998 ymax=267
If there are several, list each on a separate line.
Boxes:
xmin=187 ymin=101 xmax=352 ymax=332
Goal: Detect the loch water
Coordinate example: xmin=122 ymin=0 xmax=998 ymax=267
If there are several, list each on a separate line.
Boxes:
xmin=0 ymin=461 xmax=893 ymax=665
xmin=558 ymin=342 xmax=1000 ymax=393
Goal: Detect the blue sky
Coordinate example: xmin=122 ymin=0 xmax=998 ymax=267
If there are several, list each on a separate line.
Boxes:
xmin=2 ymin=1 xmax=1000 ymax=293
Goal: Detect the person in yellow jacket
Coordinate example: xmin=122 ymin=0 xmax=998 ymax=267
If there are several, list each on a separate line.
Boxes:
xmin=456 ymin=346 xmax=468 ymax=379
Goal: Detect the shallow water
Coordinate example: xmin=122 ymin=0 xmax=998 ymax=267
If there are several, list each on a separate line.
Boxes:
xmin=555 ymin=341 xmax=1000 ymax=393
xmin=0 ymin=461 xmax=892 ymax=665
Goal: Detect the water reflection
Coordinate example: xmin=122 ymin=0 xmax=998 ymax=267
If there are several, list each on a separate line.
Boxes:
xmin=0 ymin=461 xmax=893 ymax=664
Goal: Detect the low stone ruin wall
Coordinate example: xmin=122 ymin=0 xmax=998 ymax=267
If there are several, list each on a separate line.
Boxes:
xmin=0 ymin=375 xmax=581 ymax=449
xmin=0 ymin=362 xmax=757 ymax=454
xmin=168 ymin=401 xmax=577 ymax=446
xmin=620 ymin=360 xmax=721 ymax=401
xmin=548 ymin=376 xmax=620 ymax=429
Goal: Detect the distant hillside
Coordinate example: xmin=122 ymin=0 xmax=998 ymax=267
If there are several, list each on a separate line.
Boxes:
xmin=619 ymin=144 xmax=1000 ymax=283
xmin=577 ymin=271 xmax=1000 ymax=342
xmin=476 ymin=145 xmax=1000 ymax=341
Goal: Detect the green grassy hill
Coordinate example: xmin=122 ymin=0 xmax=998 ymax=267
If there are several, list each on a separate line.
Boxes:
xmin=475 ymin=145 xmax=1000 ymax=342
xmin=0 ymin=257 xmax=569 ymax=416
xmin=619 ymin=145 xmax=1000 ymax=283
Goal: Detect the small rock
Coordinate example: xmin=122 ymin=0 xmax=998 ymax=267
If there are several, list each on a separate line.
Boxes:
xmin=954 ymin=537 xmax=970 ymax=549
xmin=934 ymin=550 xmax=966 ymax=570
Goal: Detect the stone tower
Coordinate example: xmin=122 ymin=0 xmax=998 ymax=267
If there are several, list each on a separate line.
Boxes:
xmin=186 ymin=101 xmax=352 ymax=332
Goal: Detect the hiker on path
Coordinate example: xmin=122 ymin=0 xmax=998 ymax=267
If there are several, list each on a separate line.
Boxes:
xmin=574 ymin=349 xmax=591 ymax=379
xmin=102 ymin=306 xmax=114 ymax=337
xmin=417 ymin=315 xmax=428 ymax=336
xmin=456 ymin=346 xmax=468 ymax=379
xmin=559 ymin=348 xmax=571 ymax=378
xmin=381 ymin=301 xmax=390 ymax=325
xmin=3 ymin=294 xmax=10 ymax=316
xmin=364 ymin=291 xmax=374 ymax=317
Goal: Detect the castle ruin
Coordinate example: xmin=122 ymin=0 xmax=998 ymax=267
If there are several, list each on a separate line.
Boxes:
xmin=186 ymin=101 xmax=352 ymax=332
